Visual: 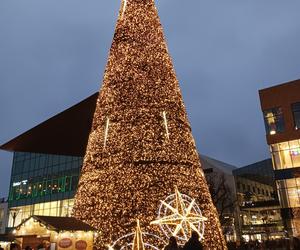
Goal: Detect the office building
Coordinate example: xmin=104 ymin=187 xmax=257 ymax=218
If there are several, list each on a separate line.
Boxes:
xmin=0 ymin=93 xmax=98 ymax=228
xmin=201 ymin=155 xmax=238 ymax=242
xmin=259 ymin=80 xmax=300 ymax=238
xmin=0 ymin=198 xmax=8 ymax=233
xmin=1 ymin=91 xmax=241 ymax=242
xmin=233 ymin=159 xmax=284 ymax=242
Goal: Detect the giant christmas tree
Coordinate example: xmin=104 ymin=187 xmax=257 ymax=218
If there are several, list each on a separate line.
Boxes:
xmin=73 ymin=0 xmax=227 ymax=249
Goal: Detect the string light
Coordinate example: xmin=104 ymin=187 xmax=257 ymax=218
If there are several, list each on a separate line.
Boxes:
xmin=151 ymin=187 xmax=207 ymax=245
xmin=73 ymin=0 xmax=226 ymax=249
xmin=121 ymin=0 xmax=128 ymax=19
xmin=132 ymin=220 xmax=145 ymax=250
xmin=162 ymin=111 xmax=169 ymax=139
xmin=108 ymin=225 xmax=163 ymax=250
xmin=103 ymin=117 xmax=110 ymax=148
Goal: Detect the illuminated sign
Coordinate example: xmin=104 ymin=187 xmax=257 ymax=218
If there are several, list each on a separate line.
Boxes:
xmin=58 ymin=238 xmax=72 ymax=248
xmin=12 ymin=180 xmax=28 ymax=187
xmin=75 ymin=240 xmax=87 ymax=250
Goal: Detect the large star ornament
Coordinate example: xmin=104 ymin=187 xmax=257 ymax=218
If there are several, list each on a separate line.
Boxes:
xmin=151 ymin=187 xmax=207 ymax=241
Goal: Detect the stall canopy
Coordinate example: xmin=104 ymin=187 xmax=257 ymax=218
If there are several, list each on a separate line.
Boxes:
xmin=16 ymin=215 xmax=96 ymax=232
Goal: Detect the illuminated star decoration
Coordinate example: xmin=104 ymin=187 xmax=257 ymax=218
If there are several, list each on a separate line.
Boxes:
xmin=151 ymin=187 xmax=207 ymax=244
xmin=108 ymin=220 xmax=162 ymax=250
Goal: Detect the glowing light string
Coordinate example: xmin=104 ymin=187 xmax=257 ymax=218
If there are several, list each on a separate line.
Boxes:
xmin=151 ymin=187 xmax=207 ymax=244
xmin=132 ymin=220 xmax=145 ymax=250
xmin=121 ymin=0 xmax=128 ymax=19
xmin=108 ymin=220 xmax=163 ymax=250
xmin=73 ymin=0 xmax=227 ymax=248
xmin=163 ymin=111 xmax=169 ymax=139
xmin=104 ymin=117 xmax=110 ymax=148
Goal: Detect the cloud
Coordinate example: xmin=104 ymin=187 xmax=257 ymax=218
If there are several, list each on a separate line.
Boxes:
xmin=1 ymin=0 xmax=300 ymax=196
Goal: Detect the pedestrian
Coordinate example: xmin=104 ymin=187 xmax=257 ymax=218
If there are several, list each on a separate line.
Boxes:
xmin=37 ymin=243 xmax=45 ymax=250
xmin=10 ymin=243 xmax=21 ymax=250
xmin=183 ymin=231 xmax=203 ymax=250
xmin=164 ymin=236 xmax=180 ymax=250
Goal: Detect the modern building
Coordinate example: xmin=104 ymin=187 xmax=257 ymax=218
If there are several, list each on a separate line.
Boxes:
xmin=200 ymin=155 xmax=238 ymax=242
xmin=0 ymin=93 xmax=98 ymax=228
xmin=233 ymin=159 xmax=284 ymax=242
xmin=0 ymin=91 xmax=242 ymax=242
xmin=0 ymin=198 xmax=8 ymax=234
xmin=259 ymin=80 xmax=300 ymax=238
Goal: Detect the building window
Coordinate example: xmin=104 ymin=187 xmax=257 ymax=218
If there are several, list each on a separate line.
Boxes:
xmin=8 ymin=152 xmax=82 ymax=207
xmin=8 ymin=199 xmax=74 ymax=227
xmin=277 ymin=178 xmax=300 ymax=208
xmin=292 ymin=102 xmax=300 ymax=130
xmin=263 ymin=107 xmax=285 ymax=135
xmin=271 ymin=139 xmax=300 ymax=170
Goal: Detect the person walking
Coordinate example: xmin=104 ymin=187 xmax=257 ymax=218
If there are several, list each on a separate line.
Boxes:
xmin=182 ymin=231 xmax=203 ymax=250
xmin=164 ymin=236 xmax=180 ymax=250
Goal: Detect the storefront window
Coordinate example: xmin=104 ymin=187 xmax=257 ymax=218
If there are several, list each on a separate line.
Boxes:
xmin=277 ymin=178 xmax=300 ymax=208
xmin=263 ymin=107 xmax=285 ymax=135
xmin=292 ymin=218 xmax=300 ymax=237
xmin=271 ymin=139 xmax=300 ymax=169
xmin=292 ymin=102 xmax=300 ymax=130
xmin=8 ymin=199 xmax=74 ymax=227
xmin=8 ymin=152 xmax=82 ymax=207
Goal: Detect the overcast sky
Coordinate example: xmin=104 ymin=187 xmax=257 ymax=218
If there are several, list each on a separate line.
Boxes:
xmin=1 ymin=0 xmax=300 ymax=197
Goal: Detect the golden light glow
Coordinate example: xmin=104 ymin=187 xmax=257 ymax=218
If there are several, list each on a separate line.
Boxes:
xmin=132 ymin=220 xmax=145 ymax=250
xmin=73 ymin=0 xmax=226 ymax=249
xmin=162 ymin=111 xmax=169 ymax=139
xmin=122 ymin=0 xmax=128 ymax=18
xmin=151 ymin=187 xmax=207 ymax=241
xmin=103 ymin=117 xmax=110 ymax=148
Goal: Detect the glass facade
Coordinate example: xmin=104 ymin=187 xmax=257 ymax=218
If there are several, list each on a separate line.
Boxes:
xmin=270 ymin=140 xmax=300 ymax=237
xmin=0 ymin=202 xmax=7 ymax=233
xmin=263 ymin=108 xmax=285 ymax=135
xmin=8 ymin=199 xmax=74 ymax=227
xmin=233 ymin=160 xmax=285 ymax=241
xmin=277 ymin=178 xmax=300 ymax=208
xmin=270 ymin=139 xmax=300 ymax=170
xmin=9 ymin=152 xmax=82 ymax=207
xmin=7 ymin=152 xmax=83 ymax=227
xmin=292 ymin=102 xmax=300 ymax=130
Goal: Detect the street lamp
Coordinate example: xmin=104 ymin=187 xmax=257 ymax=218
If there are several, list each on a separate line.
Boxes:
xmin=10 ymin=208 xmax=21 ymax=228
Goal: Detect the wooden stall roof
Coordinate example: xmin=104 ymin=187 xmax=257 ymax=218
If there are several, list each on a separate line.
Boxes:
xmin=17 ymin=216 xmax=97 ymax=232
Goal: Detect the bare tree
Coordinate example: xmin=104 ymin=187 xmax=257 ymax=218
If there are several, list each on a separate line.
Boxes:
xmin=204 ymin=171 xmax=236 ymax=226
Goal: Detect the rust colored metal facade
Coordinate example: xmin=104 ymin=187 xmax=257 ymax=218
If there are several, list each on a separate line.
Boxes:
xmin=259 ymin=80 xmax=300 ymax=144
xmin=259 ymin=79 xmax=300 ymax=238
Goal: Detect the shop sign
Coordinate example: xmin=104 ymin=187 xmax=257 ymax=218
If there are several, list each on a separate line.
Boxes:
xmin=75 ymin=240 xmax=87 ymax=250
xmin=58 ymin=238 xmax=72 ymax=248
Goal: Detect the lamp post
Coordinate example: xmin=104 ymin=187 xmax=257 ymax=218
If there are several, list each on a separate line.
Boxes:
xmin=10 ymin=208 xmax=21 ymax=228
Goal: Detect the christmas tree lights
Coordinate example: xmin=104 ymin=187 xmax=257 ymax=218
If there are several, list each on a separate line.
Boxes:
xmin=73 ymin=0 xmax=227 ymax=249
xmin=132 ymin=220 xmax=145 ymax=250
